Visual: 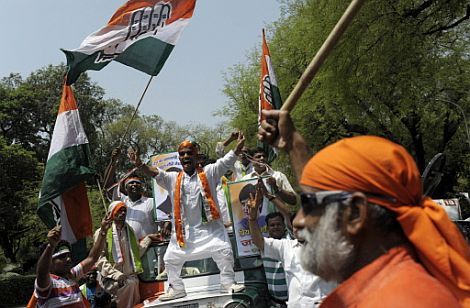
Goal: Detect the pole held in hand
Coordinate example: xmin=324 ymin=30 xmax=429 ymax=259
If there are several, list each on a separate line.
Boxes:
xmin=281 ymin=0 xmax=366 ymax=112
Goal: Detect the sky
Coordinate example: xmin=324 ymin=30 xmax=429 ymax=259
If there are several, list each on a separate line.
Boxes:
xmin=0 ymin=1 xmax=282 ymax=127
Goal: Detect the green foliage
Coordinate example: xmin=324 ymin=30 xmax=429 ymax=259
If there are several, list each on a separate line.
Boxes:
xmin=222 ymin=0 xmax=470 ymax=196
xmin=0 ymin=137 xmax=44 ymax=263
xmin=0 ymin=274 xmax=35 ymax=306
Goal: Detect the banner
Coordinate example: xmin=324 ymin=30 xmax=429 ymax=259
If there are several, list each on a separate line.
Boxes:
xmin=150 ymin=152 xmax=182 ymax=218
xmin=227 ymin=178 xmax=269 ymax=257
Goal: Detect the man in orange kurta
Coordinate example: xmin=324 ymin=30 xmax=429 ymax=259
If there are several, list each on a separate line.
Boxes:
xmin=258 ymin=110 xmax=470 ymax=307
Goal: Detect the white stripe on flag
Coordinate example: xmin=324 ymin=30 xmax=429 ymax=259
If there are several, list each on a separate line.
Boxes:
xmin=48 ymin=109 xmax=88 ymax=160
xmin=55 ymin=195 xmax=78 ymax=244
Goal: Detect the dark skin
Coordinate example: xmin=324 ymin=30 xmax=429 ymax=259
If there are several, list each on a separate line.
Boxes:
xmin=258 ymin=109 xmax=406 ymax=282
xmin=36 ymin=216 xmax=112 ymax=289
xmin=134 ymin=133 xmax=246 ymax=177
xmin=252 ymin=151 xmax=297 ymax=205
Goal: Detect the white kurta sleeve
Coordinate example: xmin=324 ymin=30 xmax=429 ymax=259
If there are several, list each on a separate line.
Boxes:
xmin=206 ymin=150 xmax=238 ymax=181
xmin=263 ymin=237 xmax=287 ymax=262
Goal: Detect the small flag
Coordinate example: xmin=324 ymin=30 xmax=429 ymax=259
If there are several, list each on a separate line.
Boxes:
xmin=258 ymin=29 xmax=281 ymax=163
xmin=38 ymin=84 xmax=94 ymax=243
xmin=62 ymin=0 xmax=197 ymax=85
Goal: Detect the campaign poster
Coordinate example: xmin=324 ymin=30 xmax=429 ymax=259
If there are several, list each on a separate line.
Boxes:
xmin=150 ymin=152 xmax=182 ymax=219
xmin=227 ymin=178 xmax=269 ymax=257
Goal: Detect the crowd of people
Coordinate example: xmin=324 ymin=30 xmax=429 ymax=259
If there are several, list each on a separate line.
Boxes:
xmin=30 ymin=110 xmax=469 ymax=307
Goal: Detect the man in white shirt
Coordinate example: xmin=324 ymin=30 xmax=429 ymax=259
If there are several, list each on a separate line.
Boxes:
xmin=119 ymin=176 xmax=169 ymax=241
xmin=134 ymin=135 xmax=246 ymax=301
xmin=248 ymin=186 xmax=335 ymax=307
xmin=242 ymin=147 xmax=297 ymax=213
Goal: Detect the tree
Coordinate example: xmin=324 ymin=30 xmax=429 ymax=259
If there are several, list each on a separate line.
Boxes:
xmin=222 ymin=0 xmax=470 ymax=196
xmin=0 ymin=137 xmax=43 ymax=263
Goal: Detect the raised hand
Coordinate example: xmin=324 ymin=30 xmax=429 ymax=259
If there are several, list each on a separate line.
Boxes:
xmin=47 ymin=225 xmax=62 ymax=248
xmin=234 ymin=131 xmax=246 ymax=155
xmin=258 ymin=110 xmax=296 ymax=150
xmin=100 ymin=212 xmax=113 ymax=232
xmin=127 ymin=146 xmax=143 ymax=167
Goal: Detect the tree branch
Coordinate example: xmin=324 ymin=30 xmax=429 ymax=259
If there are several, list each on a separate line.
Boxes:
xmin=424 ymin=5 xmax=470 ymax=35
xmin=403 ymin=0 xmax=435 ymax=18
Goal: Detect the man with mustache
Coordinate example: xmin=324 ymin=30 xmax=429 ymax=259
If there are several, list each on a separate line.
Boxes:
xmin=258 ymin=110 xmax=470 ymax=307
xmin=248 ymin=183 xmax=335 ymax=307
xmin=242 ymin=147 xmax=297 ymax=214
xmin=133 ymin=134 xmax=246 ymax=301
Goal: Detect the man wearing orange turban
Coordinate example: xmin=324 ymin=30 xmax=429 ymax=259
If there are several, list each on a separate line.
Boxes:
xmin=134 ymin=136 xmax=247 ymax=301
xmin=258 ymin=110 xmax=470 ymax=307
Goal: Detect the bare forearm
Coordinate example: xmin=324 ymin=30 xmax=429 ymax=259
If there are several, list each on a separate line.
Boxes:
xmin=103 ymin=162 xmax=117 ymax=189
xmin=82 ymin=230 xmax=107 ymax=272
xmin=36 ymin=244 xmax=54 ymax=288
xmin=271 ymin=197 xmax=292 ymax=227
xmin=287 ymin=132 xmax=312 ymax=183
xmin=248 ymin=219 xmax=265 ymax=253
xmin=276 ymin=190 xmax=297 ymax=205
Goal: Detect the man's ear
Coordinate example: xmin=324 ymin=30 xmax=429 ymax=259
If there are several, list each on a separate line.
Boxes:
xmin=343 ymin=192 xmax=368 ymax=236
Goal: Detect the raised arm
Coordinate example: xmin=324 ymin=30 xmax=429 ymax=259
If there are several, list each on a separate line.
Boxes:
xmin=248 ymin=187 xmax=265 ymax=253
xmin=80 ymin=214 xmax=113 ymax=273
xmin=36 ymin=226 xmax=62 ymax=289
xmin=266 ymin=176 xmax=297 ymax=205
xmin=103 ymin=147 xmax=120 ymax=190
xmin=259 ymin=178 xmax=293 ymax=230
xmin=128 ymin=147 xmax=160 ymax=177
xmin=258 ymin=110 xmax=312 ymax=183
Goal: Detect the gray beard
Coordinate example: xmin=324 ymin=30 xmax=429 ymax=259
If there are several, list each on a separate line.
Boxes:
xmin=299 ymin=202 xmax=355 ymax=282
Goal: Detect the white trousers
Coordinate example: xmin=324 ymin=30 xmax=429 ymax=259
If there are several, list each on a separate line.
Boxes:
xmin=164 ymin=246 xmax=236 ymax=290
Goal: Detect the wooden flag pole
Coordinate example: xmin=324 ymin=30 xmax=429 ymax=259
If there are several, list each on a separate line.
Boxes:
xmin=102 ymin=74 xmax=154 ymax=189
xmin=119 ymin=75 xmax=155 ymax=148
xmin=281 ymin=0 xmax=366 ymax=112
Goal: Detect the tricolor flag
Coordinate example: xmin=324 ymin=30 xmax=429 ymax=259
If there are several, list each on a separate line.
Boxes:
xmin=62 ymin=0 xmax=197 ymax=85
xmin=258 ymin=29 xmax=281 ymax=163
xmin=38 ymin=84 xmax=94 ymax=244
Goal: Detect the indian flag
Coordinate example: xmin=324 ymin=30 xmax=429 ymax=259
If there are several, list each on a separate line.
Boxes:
xmin=38 ymin=84 xmax=94 ymax=243
xmin=62 ymin=0 xmax=196 ymax=85
xmin=258 ymin=29 xmax=281 ymax=163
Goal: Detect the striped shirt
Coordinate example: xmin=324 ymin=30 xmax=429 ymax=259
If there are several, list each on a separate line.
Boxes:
xmin=34 ymin=262 xmax=87 ymax=308
xmin=262 ymin=232 xmax=292 ymax=301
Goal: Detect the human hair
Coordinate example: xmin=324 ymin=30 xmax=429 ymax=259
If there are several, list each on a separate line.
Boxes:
xmin=265 ymin=212 xmax=284 ymax=225
xmin=367 ymin=203 xmax=404 ymax=235
xmin=252 ymin=147 xmax=267 ymax=157
xmin=238 ymin=184 xmax=257 ymax=202
xmin=40 ymin=240 xmax=71 ymax=255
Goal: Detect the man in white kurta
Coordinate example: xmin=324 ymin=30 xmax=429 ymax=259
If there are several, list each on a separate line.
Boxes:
xmin=135 ymin=136 xmax=246 ymax=301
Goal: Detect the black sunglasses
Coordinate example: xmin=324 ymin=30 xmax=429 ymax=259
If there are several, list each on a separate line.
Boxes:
xmin=300 ymin=191 xmax=352 ymax=215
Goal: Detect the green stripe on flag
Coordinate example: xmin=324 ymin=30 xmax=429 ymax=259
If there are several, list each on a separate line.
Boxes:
xmin=39 ymin=144 xmax=94 ymax=207
xmin=116 ymin=37 xmax=174 ymax=76
xmin=63 ymin=37 xmax=174 ymax=85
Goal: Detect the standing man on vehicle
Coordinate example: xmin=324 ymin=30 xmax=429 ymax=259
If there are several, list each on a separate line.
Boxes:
xmin=133 ymin=134 xmax=246 ymax=301
xmin=258 ymin=109 xmax=470 ymax=307
xmin=248 ymin=185 xmax=335 ymax=307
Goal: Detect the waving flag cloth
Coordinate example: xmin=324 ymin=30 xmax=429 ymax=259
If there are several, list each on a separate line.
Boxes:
xmin=258 ymin=29 xmax=282 ymax=163
xmin=62 ymin=0 xmax=196 ymax=85
xmin=38 ymin=84 xmax=94 ymax=245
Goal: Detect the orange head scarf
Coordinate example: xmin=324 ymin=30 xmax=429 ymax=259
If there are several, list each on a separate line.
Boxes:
xmin=178 ymin=140 xmax=199 ymax=154
xmin=108 ymin=201 xmax=126 ymax=220
xmin=300 ymin=135 xmax=470 ymax=305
